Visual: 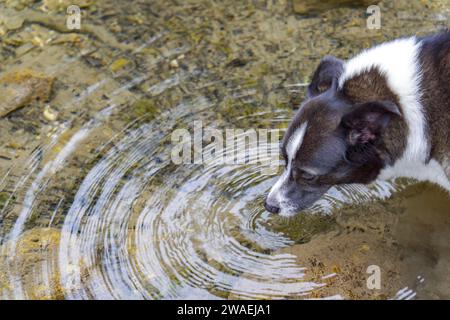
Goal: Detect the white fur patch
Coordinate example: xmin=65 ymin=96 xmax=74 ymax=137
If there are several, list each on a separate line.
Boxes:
xmin=286 ymin=122 xmax=308 ymax=163
xmin=266 ymin=122 xmax=308 ymax=213
xmin=379 ymin=159 xmax=450 ymax=192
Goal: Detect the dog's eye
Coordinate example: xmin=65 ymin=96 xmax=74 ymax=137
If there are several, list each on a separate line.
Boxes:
xmin=301 ymin=171 xmax=316 ymax=181
xmin=292 ymin=168 xmax=317 ymax=181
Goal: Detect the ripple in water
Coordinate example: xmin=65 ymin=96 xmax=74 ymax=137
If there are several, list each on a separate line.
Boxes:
xmin=0 ymin=91 xmax=409 ymax=300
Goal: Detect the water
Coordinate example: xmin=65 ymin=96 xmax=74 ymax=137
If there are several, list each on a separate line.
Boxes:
xmin=0 ymin=0 xmax=449 ymax=300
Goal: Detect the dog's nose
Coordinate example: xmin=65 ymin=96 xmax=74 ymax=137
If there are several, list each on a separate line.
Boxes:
xmin=264 ymin=201 xmax=280 ymax=214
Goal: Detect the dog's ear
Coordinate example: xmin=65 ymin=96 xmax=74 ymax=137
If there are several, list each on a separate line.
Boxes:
xmin=341 ymin=101 xmax=401 ymax=146
xmin=307 ymin=56 xmax=344 ymax=98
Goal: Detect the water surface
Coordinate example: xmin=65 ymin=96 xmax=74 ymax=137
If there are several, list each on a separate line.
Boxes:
xmin=0 ymin=0 xmax=449 ymax=299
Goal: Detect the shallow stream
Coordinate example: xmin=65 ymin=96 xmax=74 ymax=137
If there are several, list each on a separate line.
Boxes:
xmin=0 ymin=0 xmax=449 ymax=299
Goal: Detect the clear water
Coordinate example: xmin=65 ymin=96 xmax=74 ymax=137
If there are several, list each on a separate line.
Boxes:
xmin=0 ymin=0 xmax=449 ymax=299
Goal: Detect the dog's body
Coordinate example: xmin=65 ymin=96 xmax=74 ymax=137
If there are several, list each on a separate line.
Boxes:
xmin=265 ymin=32 xmax=450 ymax=216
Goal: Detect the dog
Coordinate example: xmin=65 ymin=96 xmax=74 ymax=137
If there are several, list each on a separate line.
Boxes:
xmin=265 ymin=31 xmax=450 ymax=216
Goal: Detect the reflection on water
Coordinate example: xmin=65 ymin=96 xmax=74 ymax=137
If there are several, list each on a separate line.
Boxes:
xmin=0 ymin=0 xmax=449 ymax=299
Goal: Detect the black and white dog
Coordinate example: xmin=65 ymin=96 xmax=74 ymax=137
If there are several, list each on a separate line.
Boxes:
xmin=265 ymin=32 xmax=450 ymax=216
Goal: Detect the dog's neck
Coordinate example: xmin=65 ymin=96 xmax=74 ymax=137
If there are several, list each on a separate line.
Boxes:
xmin=339 ymin=37 xmax=428 ymax=164
xmin=338 ymin=35 xmax=450 ymax=190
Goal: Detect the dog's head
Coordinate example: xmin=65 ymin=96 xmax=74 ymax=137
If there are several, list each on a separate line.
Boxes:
xmin=265 ymin=56 xmax=401 ymax=216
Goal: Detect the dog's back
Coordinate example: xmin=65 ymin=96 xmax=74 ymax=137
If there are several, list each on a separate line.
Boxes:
xmin=419 ymin=31 xmax=450 ymax=176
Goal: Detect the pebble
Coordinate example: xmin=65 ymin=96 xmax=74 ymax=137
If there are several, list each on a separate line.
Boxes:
xmin=43 ymin=105 xmax=58 ymax=121
xmin=0 ymin=69 xmax=55 ymax=118
xmin=169 ymin=59 xmax=179 ymax=68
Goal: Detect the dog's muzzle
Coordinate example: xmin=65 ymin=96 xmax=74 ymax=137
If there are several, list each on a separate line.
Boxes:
xmin=264 ymin=199 xmax=280 ymax=214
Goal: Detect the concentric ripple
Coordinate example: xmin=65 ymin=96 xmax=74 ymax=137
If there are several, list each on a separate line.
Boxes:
xmin=54 ymin=98 xmax=324 ymax=299
xmin=0 ymin=86 xmax=412 ymax=299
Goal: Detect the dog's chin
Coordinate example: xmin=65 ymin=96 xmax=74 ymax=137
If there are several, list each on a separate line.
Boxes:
xmin=278 ymin=203 xmax=302 ymax=217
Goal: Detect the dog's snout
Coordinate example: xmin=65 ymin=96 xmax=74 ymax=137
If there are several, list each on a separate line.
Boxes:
xmin=264 ymin=201 xmax=280 ymax=214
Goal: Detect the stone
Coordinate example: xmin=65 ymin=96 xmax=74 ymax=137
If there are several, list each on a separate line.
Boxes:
xmin=169 ymin=59 xmax=179 ymax=68
xmin=0 ymin=69 xmax=55 ymax=117
xmin=43 ymin=105 xmax=58 ymax=121
xmin=0 ymin=228 xmax=64 ymax=299
xmin=41 ymin=0 xmax=93 ymax=12
xmin=292 ymin=0 xmax=374 ymax=15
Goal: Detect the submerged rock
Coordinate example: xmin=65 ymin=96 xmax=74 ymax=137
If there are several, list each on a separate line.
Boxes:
xmin=43 ymin=104 xmax=58 ymax=121
xmin=169 ymin=59 xmax=179 ymax=69
xmin=109 ymin=57 xmax=134 ymax=76
xmin=269 ymin=213 xmax=336 ymax=244
xmin=0 ymin=228 xmax=64 ymax=299
xmin=41 ymin=0 xmax=93 ymax=12
xmin=0 ymin=8 xmax=25 ymax=31
xmin=0 ymin=69 xmax=54 ymax=117
xmin=292 ymin=0 xmax=374 ymax=15
xmin=123 ymin=98 xmax=160 ymax=123
xmin=4 ymin=0 xmax=35 ymax=11
xmin=0 ymin=227 xmax=92 ymax=299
